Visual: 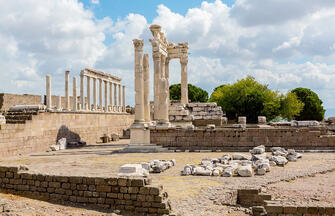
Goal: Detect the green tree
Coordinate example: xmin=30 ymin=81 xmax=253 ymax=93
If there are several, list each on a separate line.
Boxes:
xmin=209 ymin=76 xmax=304 ymax=123
xmin=169 ymin=83 xmax=208 ymax=102
xmin=280 ymin=92 xmax=304 ymax=120
xmin=291 ymin=87 xmax=325 ymax=121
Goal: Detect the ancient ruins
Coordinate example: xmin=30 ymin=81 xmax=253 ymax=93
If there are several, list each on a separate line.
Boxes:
xmin=0 ymin=24 xmax=335 ymax=216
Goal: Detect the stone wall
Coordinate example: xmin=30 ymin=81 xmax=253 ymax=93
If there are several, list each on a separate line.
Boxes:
xmin=264 ymin=202 xmax=335 ymax=216
xmin=0 ymin=112 xmax=134 ymax=157
xmin=0 ymin=93 xmax=42 ymax=112
xmin=0 ymin=166 xmax=171 ymax=215
xmin=150 ymin=127 xmax=335 ymax=151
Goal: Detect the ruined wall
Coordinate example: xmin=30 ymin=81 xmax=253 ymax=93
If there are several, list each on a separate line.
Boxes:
xmin=151 ymin=127 xmax=335 ymax=151
xmin=0 ymin=112 xmax=134 ymax=157
xmin=0 ymin=166 xmax=171 ymax=215
xmin=0 ymin=93 xmax=42 ymax=112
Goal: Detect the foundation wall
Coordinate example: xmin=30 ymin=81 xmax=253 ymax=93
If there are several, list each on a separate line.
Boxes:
xmin=0 ymin=112 xmax=134 ymax=157
xmin=150 ymin=127 xmax=335 ymax=151
xmin=0 ymin=166 xmax=171 ymax=215
xmin=0 ymin=93 xmax=42 ymax=112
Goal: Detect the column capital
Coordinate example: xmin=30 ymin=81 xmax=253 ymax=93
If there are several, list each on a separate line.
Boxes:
xmin=133 ymin=39 xmax=144 ymax=51
xmin=180 ymin=56 xmax=188 ymax=65
xmin=153 ymin=52 xmax=161 ymax=60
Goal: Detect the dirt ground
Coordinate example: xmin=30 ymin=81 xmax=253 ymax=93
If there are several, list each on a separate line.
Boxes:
xmin=0 ymin=140 xmax=335 ymax=216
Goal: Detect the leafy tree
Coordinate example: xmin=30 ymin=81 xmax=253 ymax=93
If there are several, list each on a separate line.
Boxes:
xmin=209 ymin=76 xmax=303 ymax=123
xmin=170 ymin=83 xmax=208 ymax=102
xmin=291 ymin=87 xmax=325 ymax=121
xmin=280 ymin=92 xmax=304 ymax=120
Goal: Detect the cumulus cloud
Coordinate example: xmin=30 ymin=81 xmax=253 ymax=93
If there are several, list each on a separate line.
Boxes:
xmin=91 ymin=0 xmax=99 ymax=4
xmin=1 ymin=0 xmax=335 ymax=114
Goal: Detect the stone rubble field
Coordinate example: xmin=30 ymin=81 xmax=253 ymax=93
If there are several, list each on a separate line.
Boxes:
xmin=182 ymin=145 xmax=302 ymax=177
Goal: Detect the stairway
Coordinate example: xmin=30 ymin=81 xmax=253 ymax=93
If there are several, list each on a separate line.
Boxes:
xmin=4 ymin=110 xmax=39 ymax=124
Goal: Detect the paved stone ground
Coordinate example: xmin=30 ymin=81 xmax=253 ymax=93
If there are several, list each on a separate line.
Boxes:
xmin=0 ymin=140 xmax=335 ymax=215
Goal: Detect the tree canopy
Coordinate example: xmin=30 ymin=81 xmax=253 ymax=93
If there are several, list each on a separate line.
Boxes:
xmin=209 ymin=76 xmax=304 ymax=123
xmin=170 ymin=83 xmax=208 ymax=103
xmin=291 ymin=87 xmax=325 ymax=121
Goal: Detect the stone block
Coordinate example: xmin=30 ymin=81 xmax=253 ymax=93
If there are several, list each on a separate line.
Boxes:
xmin=118 ymin=164 xmax=149 ymax=177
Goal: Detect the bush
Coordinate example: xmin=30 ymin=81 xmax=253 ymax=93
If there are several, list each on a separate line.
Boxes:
xmin=291 ymin=87 xmax=325 ymax=121
xmin=169 ymin=83 xmax=208 ymax=102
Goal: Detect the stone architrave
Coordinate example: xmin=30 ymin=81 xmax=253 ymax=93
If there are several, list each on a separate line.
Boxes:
xmin=65 ymin=71 xmax=70 ymax=110
xmin=73 ymin=77 xmax=77 ymax=111
xmin=46 ymin=75 xmax=52 ymax=109
xmin=143 ymin=54 xmax=151 ymax=123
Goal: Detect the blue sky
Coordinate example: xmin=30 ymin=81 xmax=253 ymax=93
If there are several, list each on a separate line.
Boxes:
xmin=1 ymin=0 xmax=335 ymax=117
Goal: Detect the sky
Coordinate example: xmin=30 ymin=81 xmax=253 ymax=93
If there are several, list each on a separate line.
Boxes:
xmin=1 ymin=0 xmax=335 ymax=117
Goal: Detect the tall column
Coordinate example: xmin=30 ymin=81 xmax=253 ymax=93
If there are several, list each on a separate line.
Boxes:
xmin=109 ymin=82 xmax=113 ymax=111
xmin=118 ymin=84 xmax=122 ymax=112
xmin=87 ymin=76 xmax=91 ymax=110
xmin=165 ymin=58 xmax=170 ymax=101
xmin=73 ymin=77 xmax=77 ymax=111
xmin=152 ymin=53 xmax=161 ymax=121
xmin=93 ymin=77 xmax=97 ymax=110
xmin=132 ymin=39 xmax=145 ymax=123
xmin=46 ymin=75 xmax=51 ymax=109
xmin=80 ymin=73 xmax=84 ymax=110
xmin=65 ymin=70 xmax=70 ymax=110
xmin=180 ymin=56 xmax=188 ymax=104
xmin=99 ymin=79 xmax=102 ymax=110
xmin=114 ymin=83 xmax=117 ymax=111
xmin=104 ymin=80 xmax=108 ymax=112
xmin=122 ymin=85 xmax=126 ymax=113
xmin=56 ymin=96 xmax=62 ymax=110
xmin=143 ymin=54 xmax=150 ymax=123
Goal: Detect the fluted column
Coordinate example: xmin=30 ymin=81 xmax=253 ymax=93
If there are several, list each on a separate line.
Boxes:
xmin=143 ymin=54 xmax=150 ymax=123
xmin=46 ymin=75 xmax=51 ymax=109
xmin=158 ymin=55 xmax=169 ymax=124
xmin=109 ymin=82 xmax=113 ymax=112
xmin=114 ymin=83 xmax=117 ymax=112
xmin=80 ymin=73 xmax=84 ymax=110
xmin=118 ymin=84 xmax=122 ymax=112
xmin=93 ymin=77 xmax=97 ymax=110
xmin=133 ymin=39 xmax=145 ymax=123
xmin=122 ymin=85 xmax=126 ymax=113
xmin=65 ymin=70 xmax=70 ymax=110
xmin=87 ymin=76 xmax=91 ymax=110
xmin=152 ymin=53 xmax=161 ymax=121
xmin=165 ymin=58 xmax=170 ymax=101
xmin=99 ymin=79 xmax=102 ymax=110
xmin=73 ymin=77 xmax=77 ymax=111
xmin=104 ymin=80 xmax=108 ymax=112
xmin=180 ymin=56 xmax=188 ymax=104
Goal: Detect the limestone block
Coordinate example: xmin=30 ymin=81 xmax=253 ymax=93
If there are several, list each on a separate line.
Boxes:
xmin=111 ymin=133 xmax=120 ymax=141
xmin=0 ymin=115 xmax=6 ymax=125
xmin=250 ymin=145 xmax=265 ymax=155
xmin=237 ymin=165 xmax=253 ymax=177
xmin=232 ymin=153 xmax=251 ymax=161
xmin=130 ymin=127 xmax=150 ymax=145
xmin=207 ymin=124 xmax=215 ymax=129
xmin=258 ymin=116 xmax=267 ymax=124
xmin=57 ymin=138 xmax=67 ymax=150
xmin=294 ymin=121 xmax=320 ymax=127
xmin=238 ymin=116 xmax=247 ymax=125
xmin=9 ymin=105 xmax=46 ymax=111
xmin=222 ymin=166 xmax=235 ymax=177
xmin=118 ymin=164 xmax=149 ymax=177
xmin=169 ymin=116 xmax=175 ymax=121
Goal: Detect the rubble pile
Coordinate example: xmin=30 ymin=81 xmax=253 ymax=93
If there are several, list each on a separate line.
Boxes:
xmin=182 ymin=145 xmax=302 ymax=177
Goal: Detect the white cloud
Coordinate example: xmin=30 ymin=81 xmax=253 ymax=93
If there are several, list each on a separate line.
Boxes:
xmin=91 ymin=0 xmax=99 ymax=5
xmin=1 ymin=0 xmax=335 ymax=115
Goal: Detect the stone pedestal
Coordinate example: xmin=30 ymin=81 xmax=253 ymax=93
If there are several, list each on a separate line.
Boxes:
xmin=130 ymin=125 xmax=150 ymax=145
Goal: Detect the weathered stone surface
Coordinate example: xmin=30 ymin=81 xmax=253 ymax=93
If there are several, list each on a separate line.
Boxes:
xmin=232 ymin=153 xmax=251 ymax=161
xmin=237 ymin=165 xmax=253 ymax=177
xmin=192 ymin=166 xmax=212 ymax=176
xmin=0 ymin=115 xmax=6 ymax=125
xmin=222 ymin=166 xmax=235 ymax=177
xmin=118 ymin=164 xmax=149 ymax=177
xmin=250 ymin=145 xmax=265 ymax=155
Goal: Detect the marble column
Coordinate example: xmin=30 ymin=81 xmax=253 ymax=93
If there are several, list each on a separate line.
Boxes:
xmin=73 ymin=77 xmax=77 ymax=111
xmin=80 ymin=73 xmax=84 ymax=110
xmin=104 ymin=80 xmax=108 ymax=112
xmin=180 ymin=56 xmax=188 ymax=104
xmin=87 ymin=76 xmax=91 ymax=110
xmin=99 ymin=79 xmax=102 ymax=110
xmin=143 ymin=54 xmax=150 ymax=123
xmin=118 ymin=84 xmax=122 ymax=112
xmin=152 ymin=53 xmax=161 ymax=121
xmin=56 ymin=96 xmax=62 ymax=110
xmin=93 ymin=78 xmax=97 ymax=110
xmin=165 ymin=58 xmax=170 ymax=101
xmin=122 ymin=85 xmax=126 ymax=112
xmin=114 ymin=83 xmax=117 ymax=111
xmin=109 ymin=82 xmax=113 ymax=111
xmin=65 ymin=70 xmax=70 ymax=110
xmin=46 ymin=75 xmax=51 ymax=109
xmin=133 ymin=39 xmax=145 ymax=123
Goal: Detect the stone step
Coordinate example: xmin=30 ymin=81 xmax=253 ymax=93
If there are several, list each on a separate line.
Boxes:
xmin=5 ymin=115 xmax=32 ymax=120
xmin=5 ymin=119 xmax=26 ymax=124
xmin=115 ymin=144 xmax=173 ymax=153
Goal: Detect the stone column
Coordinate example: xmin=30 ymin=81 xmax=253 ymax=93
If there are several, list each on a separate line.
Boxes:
xmin=109 ymin=82 xmax=113 ymax=111
xmin=87 ymin=76 xmax=91 ymax=110
xmin=133 ymin=39 xmax=145 ymax=123
xmin=56 ymin=96 xmax=62 ymax=110
xmin=99 ymin=79 xmax=102 ymax=110
xmin=122 ymin=85 xmax=126 ymax=112
xmin=65 ymin=70 xmax=70 ymax=110
xmin=80 ymin=73 xmax=84 ymax=110
xmin=93 ymin=77 xmax=97 ymax=110
xmin=73 ymin=77 xmax=77 ymax=111
xmin=165 ymin=58 xmax=170 ymax=100
xmin=152 ymin=53 xmax=161 ymax=121
xmin=143 ymin=54 xmax=151 ymax=123
xmin=104 ymin=80 xmax=108 ymax=112
xmin=180 ymin=56 xmax=188 ymax=104
xmin=118 ymin=84 xmax=122 ymax=112
xmin=46 ymin=75 xmax=51 ymax=109
xmin=114 ymin=83 xmax=117 ymax=111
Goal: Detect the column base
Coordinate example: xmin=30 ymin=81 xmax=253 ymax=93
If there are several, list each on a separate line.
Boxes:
xmin=130 ymin=124 xmax=150 ymax=145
